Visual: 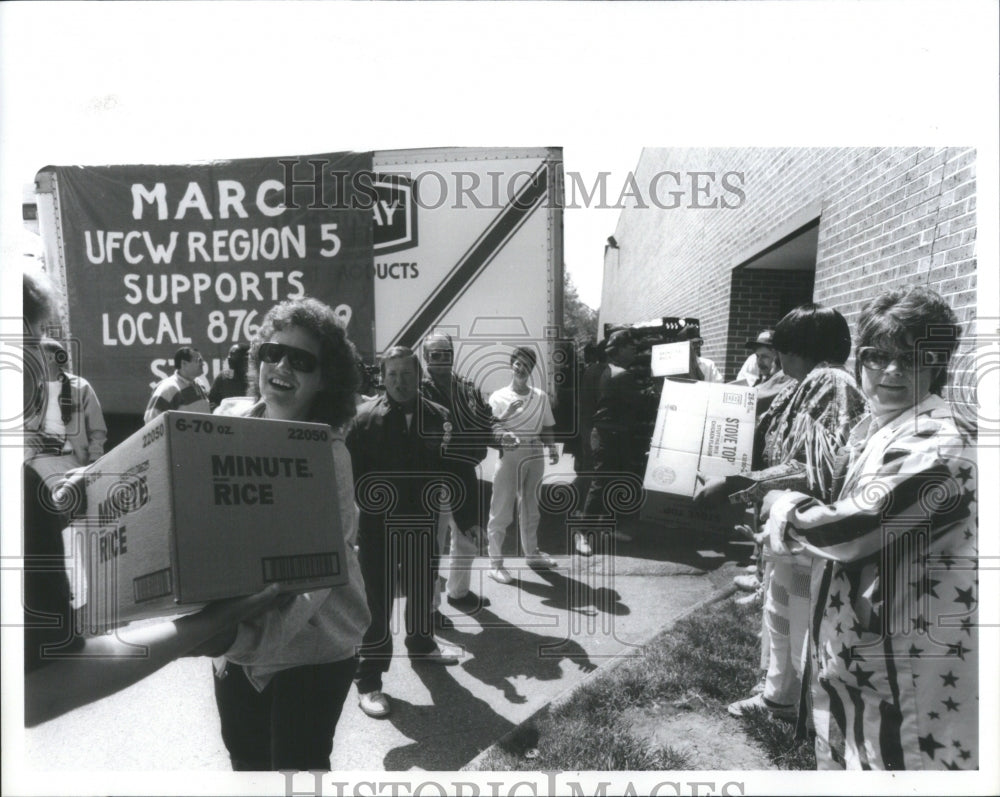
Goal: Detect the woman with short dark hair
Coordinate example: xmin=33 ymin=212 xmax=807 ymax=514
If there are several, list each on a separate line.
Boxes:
xmin=767 ymin=286 xmax=977 ymax=769
xmin=852 ymin=286 xmax=960 ymax=397
xmin=771 ymin=303 xmax=853 ymax=367
xmin=698 ymin=302 xmax=867 ymax=722
xmin=211 ymin=296 xmax=370 ymax=771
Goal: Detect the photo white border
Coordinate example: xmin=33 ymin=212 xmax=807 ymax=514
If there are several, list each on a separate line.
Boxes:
xmin=1 ymin=1 xmax=997 ymax=795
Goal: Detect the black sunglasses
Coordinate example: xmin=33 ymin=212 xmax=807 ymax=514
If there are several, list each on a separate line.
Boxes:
xmin=426 ymin=349 xmax=453 ymax=364
xmin=258 ymin=342 xmax=319 ymax=373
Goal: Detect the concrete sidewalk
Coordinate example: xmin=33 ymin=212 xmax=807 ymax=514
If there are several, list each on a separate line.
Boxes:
xmin=330 ymin=546 xmax=719 ymax=770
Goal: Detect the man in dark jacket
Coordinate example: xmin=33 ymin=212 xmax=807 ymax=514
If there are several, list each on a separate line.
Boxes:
xmin=347 ymin=346 xmax=468 ymax=719
xmin=420 ymin=333 xmax=491 ymax=614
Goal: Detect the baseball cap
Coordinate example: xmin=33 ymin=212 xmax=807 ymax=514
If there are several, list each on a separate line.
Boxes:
xmin=745 ymin=330 xmax=776 ymax=350
xmin=676 ymin=325 xmax=702 ymax=343
xmin=605 ymin=329 xmax=635 ymax=351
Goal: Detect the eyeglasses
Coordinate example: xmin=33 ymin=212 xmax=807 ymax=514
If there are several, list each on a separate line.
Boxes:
xmin=857 ymin=346 xmax=948 ymax=371
xmin=425 ymin=349 xmax=453 ymax=364
xmin=258 ymin=342 xmax=319 ymax=373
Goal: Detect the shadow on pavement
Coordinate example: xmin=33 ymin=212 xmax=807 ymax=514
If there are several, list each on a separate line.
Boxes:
xmin=379 ymin=600 xmax=600 ymax=770
xmin=382 ymin=665 xmax=515 ymax=771
xmin=484 ymin=475 xmax=750 ymax=573
xmin=515 ymin=564 xmax=630 ymax=618
xmin=535 ymin=508 xmax=740 ymax=571
xmin=440 ymin=605 xmax=598 ymax=708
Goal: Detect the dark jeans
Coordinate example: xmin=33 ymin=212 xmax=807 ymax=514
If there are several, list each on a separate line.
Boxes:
xmin=213 ymin=657 xmax=357 ymax=771
xmin=582 ymin=427 xmax=642 ymax=520
xmin=355 ymin=525 xmax=439 ymax=694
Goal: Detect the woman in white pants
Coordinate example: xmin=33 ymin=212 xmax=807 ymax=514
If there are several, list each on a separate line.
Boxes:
xmin=486 ymin=347 xmax=560 ymax=584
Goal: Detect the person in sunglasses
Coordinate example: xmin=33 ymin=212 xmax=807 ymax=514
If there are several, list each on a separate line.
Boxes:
xmin=764 ymin=286 xmax=977 ymax=770
xmin=420 ymin=332 xmax=492 ymax=617
xmin=210 ymin=297 xmax=371 ymax=770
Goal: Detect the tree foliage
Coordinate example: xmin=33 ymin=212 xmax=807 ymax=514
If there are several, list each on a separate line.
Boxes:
xmin=563 ymin=270 xmax=599 ymax=347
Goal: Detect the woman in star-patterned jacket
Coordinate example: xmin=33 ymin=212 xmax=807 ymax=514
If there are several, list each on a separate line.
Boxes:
xmin=766 ymin=286 xmax=978 ymax=770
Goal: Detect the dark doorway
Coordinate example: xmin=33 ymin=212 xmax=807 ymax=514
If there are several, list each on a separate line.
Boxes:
xmin=724 ymin=219 xmax=819 ymax=379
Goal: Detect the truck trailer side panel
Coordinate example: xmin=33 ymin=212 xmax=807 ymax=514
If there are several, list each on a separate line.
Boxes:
xmin=32 ymin=146 xmax=564 ymax=417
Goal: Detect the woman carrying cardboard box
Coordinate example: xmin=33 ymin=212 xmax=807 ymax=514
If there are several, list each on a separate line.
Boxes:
xmin=211 ymin=297 xmax=371 ymax=771
xmin=22 ymin=266 xmax=284 ymax=729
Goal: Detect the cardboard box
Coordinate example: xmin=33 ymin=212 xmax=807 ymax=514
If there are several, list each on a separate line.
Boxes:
xmin=70 ymin=411 xmax=347 ymax=632
xmin=640 ymin=380 xmax=757 ymax=527
xmin=639 ymin=380 xmax=757 ymax=530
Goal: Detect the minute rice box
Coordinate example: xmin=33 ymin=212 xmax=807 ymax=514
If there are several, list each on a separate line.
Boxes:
xmin=69 ymin=411 xmax=347 ymax=632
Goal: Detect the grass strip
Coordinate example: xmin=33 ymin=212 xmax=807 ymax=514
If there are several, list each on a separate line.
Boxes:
xmin=478 ymin=597 xmax=816 ymax=771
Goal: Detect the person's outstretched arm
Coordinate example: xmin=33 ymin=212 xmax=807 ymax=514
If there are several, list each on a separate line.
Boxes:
xmin=25 ymin=584 xmax=282 ymax=727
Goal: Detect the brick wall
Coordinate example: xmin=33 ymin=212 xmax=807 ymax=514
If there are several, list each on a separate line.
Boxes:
xmin=600 ymin=147 xmax=978 ymax=375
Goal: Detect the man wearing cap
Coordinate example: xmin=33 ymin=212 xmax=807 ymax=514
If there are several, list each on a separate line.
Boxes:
xmin=420 ymin=332 xmax=491 ymax=617
xmin=735 ymin=330 xmax=779 ymax=386
xmin=579 ymin=329 xmax=655 ymax=551
xmin=733 ymin=329 xmax=795 ymax=414
xmin=144 ymin=346 xmax=211 ymax=422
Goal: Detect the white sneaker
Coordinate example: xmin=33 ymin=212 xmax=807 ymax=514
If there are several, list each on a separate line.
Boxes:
xmin=734 ymin=589 xmax=763 ymax=606
xmin=359 ymin=690 xmax=391 ymax=719
xmin=526 ymin=550 xmax=557 ymax=569
xmin=733 ymin=573 xmax=760 ymax=592
xmin=727 ymin=693 xmax=796 ymax=721
xmin=574 ymin=533 xmax=593 ymax=556
xmin=489 ymin=566 xmax=514 ymax=585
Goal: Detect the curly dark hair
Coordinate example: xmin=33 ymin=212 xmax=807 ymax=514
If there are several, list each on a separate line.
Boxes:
xmin=854 ymin=285 xmax=961 ymax=396
xmin=772 ymin=303 xmax=852 ymax=365
xmin=248 ymin=297 xmax=360 ymax=428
